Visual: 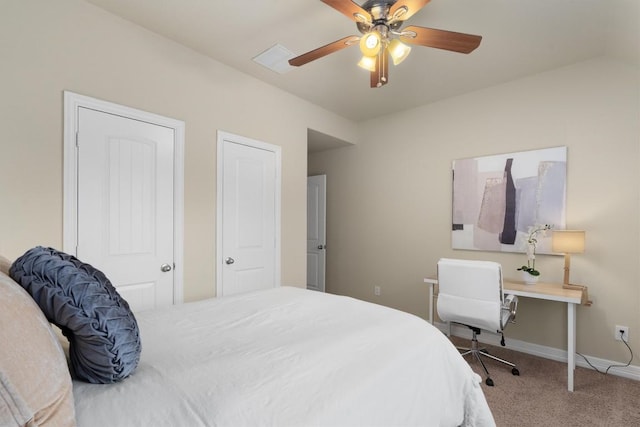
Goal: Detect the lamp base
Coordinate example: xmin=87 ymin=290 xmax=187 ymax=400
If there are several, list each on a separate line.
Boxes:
xmin=562 ymin=283 xmax=592 ymax=306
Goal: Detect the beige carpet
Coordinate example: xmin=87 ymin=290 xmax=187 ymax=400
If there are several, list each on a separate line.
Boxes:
xmin=450 ymin=337 xmax=640 ymax=426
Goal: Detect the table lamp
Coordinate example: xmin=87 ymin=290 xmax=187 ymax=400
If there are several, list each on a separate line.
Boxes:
xmin=552 ymin=230 xmax=586 ymax=288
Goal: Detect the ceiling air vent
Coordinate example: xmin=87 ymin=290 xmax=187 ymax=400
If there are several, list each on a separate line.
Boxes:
xmin=252 ymin=44 xmax=295 ymax=74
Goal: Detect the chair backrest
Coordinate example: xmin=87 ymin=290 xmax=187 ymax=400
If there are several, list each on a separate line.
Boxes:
xmin=436 ymin=258 xmax=504 ymax=333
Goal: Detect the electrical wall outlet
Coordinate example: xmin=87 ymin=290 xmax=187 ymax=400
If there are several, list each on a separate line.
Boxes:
xmin=374 ymin=286 xmax=381 ymax=296
xmin=615 ymin=325 xmax=629 ymax=341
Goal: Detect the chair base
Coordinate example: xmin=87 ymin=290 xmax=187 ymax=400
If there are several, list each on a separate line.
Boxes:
xmin=456 ymin=329 xmax=519 ymax=386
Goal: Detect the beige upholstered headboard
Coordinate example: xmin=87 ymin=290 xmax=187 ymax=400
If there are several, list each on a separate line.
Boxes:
xmin=0 ymin=255 xmax=77 ymax=426
xmin=0 ymin=255 xmax=11 ymax=276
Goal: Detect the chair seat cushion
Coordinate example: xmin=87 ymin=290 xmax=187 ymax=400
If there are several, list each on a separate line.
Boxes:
xmin=9 ymin=247 xmax=141 ymax=384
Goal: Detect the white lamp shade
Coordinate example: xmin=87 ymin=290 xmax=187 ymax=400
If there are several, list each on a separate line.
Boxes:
xmin=552 ymin=230 xmax=586 ymax=254
xmin=359 ymin=32 xmax=381 ymax=57
xmin=387 ymin=39 xmax=411 ymax=65
xmin=357 ymin=55 xmax=377 ymax=71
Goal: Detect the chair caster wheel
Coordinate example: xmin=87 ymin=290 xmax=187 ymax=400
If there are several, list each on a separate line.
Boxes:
xmin=512 ymin=368 xmax=520 ymax=376
xmin=485 ymin=378 xmax=494 ymax=387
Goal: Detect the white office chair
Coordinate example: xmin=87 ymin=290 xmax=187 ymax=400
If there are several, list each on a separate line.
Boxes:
xmin=437 ymin=258 xmax=520 ymax=386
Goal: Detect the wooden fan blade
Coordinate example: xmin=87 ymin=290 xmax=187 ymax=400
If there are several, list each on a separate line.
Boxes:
xmin=289 ymin=36 xmax=359 ymax=67
xmin=322 ymin=0 xmax=370 ymax=22
xmin=370 ymin=50 xmax=389 ymax=88
xmin=400 ymin=25 xmax=482 ymax=54
xmin=389 ymin=0 xmax=430 ymax=21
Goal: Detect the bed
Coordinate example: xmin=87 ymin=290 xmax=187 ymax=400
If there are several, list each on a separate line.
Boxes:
xmin=1 ymin=251 xmax=495 ymax=427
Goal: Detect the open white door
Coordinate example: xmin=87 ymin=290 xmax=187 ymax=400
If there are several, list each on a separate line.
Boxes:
xmin=217 ymin=132 xmax=281 ymax=297
xmin=307 ymin=175 xmax=326 ymax=292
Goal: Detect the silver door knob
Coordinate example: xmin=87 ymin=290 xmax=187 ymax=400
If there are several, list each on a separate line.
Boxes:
xmin=160 ymin=263 xmax=172 ymax=272
xmin=317 ymin=245 xmax=325 ymax=250
xmin=225 ymin=257 xmax=235 ymax=265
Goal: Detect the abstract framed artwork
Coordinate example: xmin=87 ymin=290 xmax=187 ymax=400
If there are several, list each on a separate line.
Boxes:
xmin=452 ymin=146 xmax=566 ymax=254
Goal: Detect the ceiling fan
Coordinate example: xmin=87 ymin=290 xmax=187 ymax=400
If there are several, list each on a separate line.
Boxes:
xmin=288 ymin=0 xmax=482 ymax=88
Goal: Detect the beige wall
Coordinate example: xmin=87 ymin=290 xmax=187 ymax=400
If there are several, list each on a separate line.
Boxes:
xmin=0 ymin=0 xmax=358 ymax=301
xmin=309 ymin=58 xmax=640 ymax=363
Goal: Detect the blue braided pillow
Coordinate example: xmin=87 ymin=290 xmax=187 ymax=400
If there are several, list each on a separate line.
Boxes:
xmin=10 ymin=246 xmax=141 ymax=384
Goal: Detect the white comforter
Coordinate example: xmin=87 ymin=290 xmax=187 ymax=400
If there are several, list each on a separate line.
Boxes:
xmin=73 ymin=287 xmax=494 ymax=427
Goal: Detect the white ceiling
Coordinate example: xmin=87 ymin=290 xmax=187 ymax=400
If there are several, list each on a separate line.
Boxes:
xmin=83 ymin=0 xmax=636 ymax=123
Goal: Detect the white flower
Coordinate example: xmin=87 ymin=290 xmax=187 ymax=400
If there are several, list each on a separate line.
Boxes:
xmin=522 ymin=224 xmax=552 ymax=271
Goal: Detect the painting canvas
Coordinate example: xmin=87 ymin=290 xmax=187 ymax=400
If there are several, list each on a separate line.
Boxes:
xmin=452 ymin=146 xmax=566 ymax=254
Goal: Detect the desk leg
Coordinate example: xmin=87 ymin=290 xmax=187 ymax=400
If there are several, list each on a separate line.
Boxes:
xmin=567 ymin=303 xmax=576 ymax=392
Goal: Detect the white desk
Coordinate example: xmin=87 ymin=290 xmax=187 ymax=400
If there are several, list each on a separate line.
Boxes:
xmin=423 ymin=278 xmax=587 ymax=392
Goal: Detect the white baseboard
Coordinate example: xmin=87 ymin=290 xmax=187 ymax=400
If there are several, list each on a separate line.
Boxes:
xmin=435 ymin=322 xmax=640 ymax=382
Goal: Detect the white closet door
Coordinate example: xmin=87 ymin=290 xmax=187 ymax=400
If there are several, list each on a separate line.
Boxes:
xmin=77 ymin=107 xmax=175 ymax=311
xmin=218 ymin=135 xmax=279 ymax=296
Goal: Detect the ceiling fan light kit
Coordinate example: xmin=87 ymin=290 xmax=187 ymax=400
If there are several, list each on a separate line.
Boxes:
xmin=288 ymin=0 xmax=482 ymax=88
